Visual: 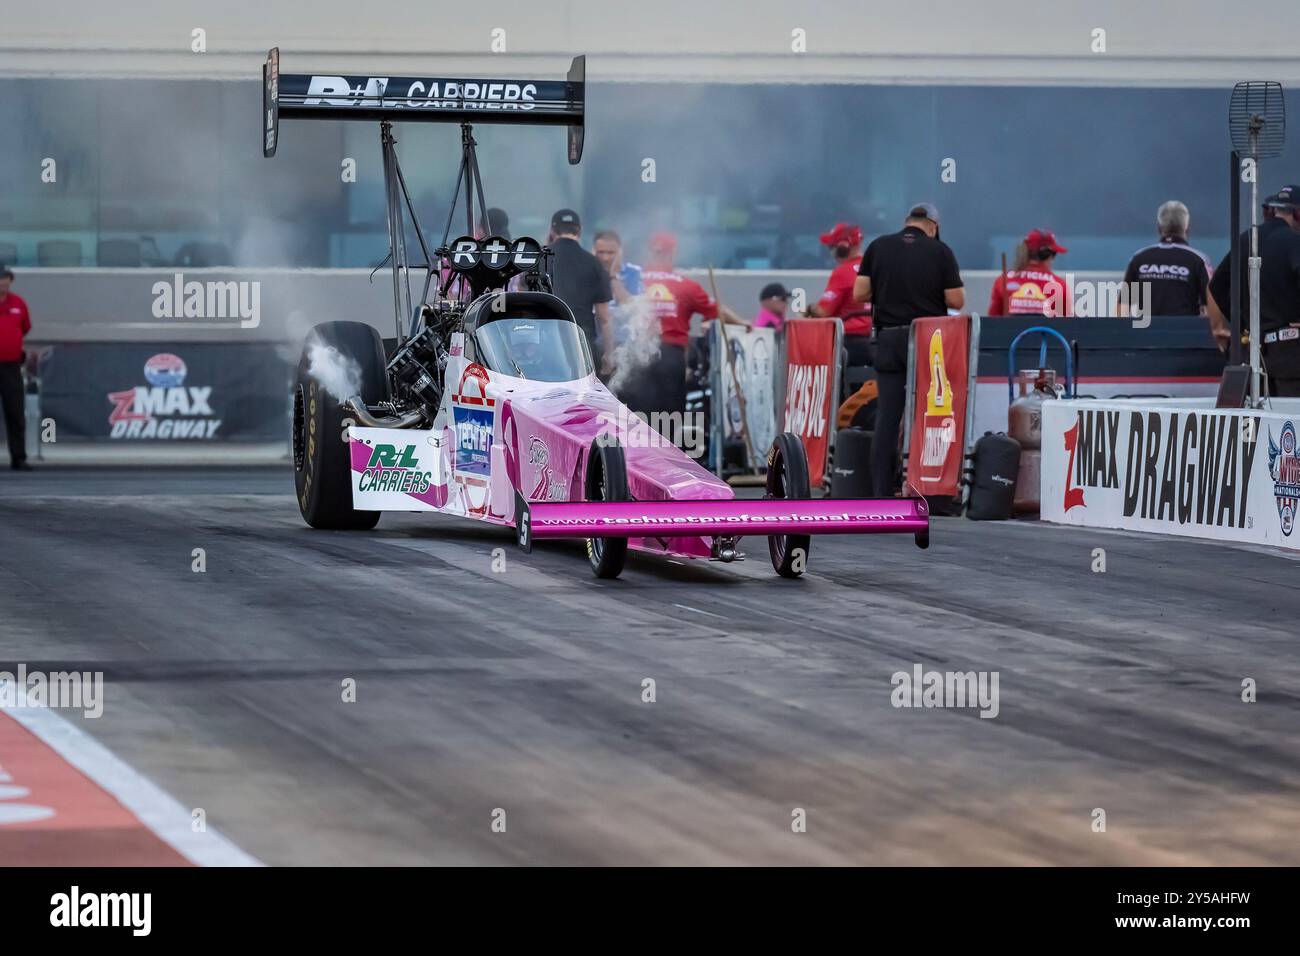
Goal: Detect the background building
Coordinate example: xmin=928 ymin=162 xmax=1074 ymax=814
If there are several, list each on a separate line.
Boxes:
xmin=2 ymin=0 xmax=1298 ymax=274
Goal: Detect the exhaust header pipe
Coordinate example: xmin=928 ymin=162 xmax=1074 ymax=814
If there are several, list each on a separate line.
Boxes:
xmin=342 ymin=396 xmax=425 ymax=430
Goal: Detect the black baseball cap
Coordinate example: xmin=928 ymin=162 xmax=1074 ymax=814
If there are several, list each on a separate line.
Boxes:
xmin=760 ymin=282 xmax=790 ymax=301
xmin=907 ymin=201 xmax=940 ymax=224
xmin=1264 ymin=185 xmax=1300 ymax=208
xmin=551 ymin=208 xmax=581 ymax=231
xmin=0 ymin=267 xmax=13 ymax=280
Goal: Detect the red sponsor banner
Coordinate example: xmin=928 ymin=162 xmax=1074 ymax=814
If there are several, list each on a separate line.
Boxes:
xmin=783 ymin=318 xmax=838 ymax=487
xmin=907 ymin=316 xmax=971 ymax=498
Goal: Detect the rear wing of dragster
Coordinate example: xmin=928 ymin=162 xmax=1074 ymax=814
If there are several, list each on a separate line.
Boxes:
xmin=261 ymin=47 xmax=585 ymax=163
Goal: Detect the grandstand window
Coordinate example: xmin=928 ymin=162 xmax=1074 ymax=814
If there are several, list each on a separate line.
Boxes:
xmin=1 ymin=79 xmax=1296 ymax=271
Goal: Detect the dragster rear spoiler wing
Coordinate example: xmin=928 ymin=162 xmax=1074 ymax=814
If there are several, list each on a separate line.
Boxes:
xmin=262 ymin=47 xmax=585 ymax=163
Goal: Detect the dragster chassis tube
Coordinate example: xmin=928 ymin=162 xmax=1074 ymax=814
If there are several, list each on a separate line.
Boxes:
xmin=516 ymin=495 xmax=930 ymax=549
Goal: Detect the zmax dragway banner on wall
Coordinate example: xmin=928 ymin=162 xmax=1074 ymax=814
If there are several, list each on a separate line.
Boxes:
xmin=1041 ymin=399 xmax=1300 ymax=551
xmin=905 ymin=315 xmax=974 ymax=499
xmin=39 ymin=343 xmax=292 ymax=441
xmin=783 ymin=318 xmax=841 ymax=488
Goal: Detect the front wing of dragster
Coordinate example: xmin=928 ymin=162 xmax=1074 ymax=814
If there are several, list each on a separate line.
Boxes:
xmin=514 ymin=494 xmax=930 ymax=552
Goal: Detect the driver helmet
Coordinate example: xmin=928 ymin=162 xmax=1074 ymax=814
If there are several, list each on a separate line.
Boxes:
xmin=510 ymin=322 xmax=542 ymax=364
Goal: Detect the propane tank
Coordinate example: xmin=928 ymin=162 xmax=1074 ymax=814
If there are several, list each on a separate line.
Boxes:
xmin=1005 ymin=326 xmax=1075 ymax=516
xmin=1008 ymin=368 xmax=1059 ymax=448
xmin=1008 ymin=369 xmax=1058 ymax=512
xmin=1013 ymin=449 xmax=1041 ymax=514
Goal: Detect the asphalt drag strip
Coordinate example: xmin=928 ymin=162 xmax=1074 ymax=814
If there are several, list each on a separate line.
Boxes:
xmin=0 ymin=468 xmax=1296 ymax=865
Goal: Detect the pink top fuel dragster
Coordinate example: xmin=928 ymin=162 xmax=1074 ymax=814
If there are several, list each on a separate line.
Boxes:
xmin=266 ymin=48 xmax=929 ymax=578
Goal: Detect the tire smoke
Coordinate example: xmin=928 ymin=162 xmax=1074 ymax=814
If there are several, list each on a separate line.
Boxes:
xmin=305 ymin=341 xmax=363 ymax=400
xmin=607 ymin=296 xmax=661 ymax=394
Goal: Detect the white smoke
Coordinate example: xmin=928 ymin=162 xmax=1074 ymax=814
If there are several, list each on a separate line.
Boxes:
xmin=275 ymin=308 xmax=324 ymax=366
xmin=305 ymin=342 xmax=363 ymax=400
xmin=607 ymin=296 xmax=663 ymax=395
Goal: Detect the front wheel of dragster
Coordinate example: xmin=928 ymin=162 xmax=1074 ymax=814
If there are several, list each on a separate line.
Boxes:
xmin=293 ymin=321 xmax=390 ymax=530
xmin=584 ymin=438 xmax=629 ymax=579
xmin=766 ymin=432 xmax=812 ymax=578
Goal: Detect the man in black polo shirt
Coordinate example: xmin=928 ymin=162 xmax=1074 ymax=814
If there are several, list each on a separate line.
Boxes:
xmin=1207 ymin=185 xmax=1300 ymax=397
xmin=1121 ymin=201 xmax=1213 ymax=317
xmin=547 ymin=209 xmax=613 ymax=376
xmin=852 ymin=202 xmax=964 ymax=496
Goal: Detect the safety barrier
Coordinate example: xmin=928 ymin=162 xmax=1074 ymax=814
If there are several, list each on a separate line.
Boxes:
xmin=1041 ymin=396 xmax=1300 ymax=551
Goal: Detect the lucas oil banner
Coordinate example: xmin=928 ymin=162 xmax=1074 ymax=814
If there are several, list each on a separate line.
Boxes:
xmin=906 ymin=315 xmax=973 ymax=499
xmin=38 ymin=343 xmax=291 ymax=442
xmin=1041 ymin=399 xmax=1300 ymax=551
xmin=783 ymin=318 xmax=840 ymax=488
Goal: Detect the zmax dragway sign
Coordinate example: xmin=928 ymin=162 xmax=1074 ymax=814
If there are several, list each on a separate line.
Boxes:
xmin=1042 ymin=401 xmax=1300 ymax=552
xmin=1062 ymin=408 xmax=1260 ymax=529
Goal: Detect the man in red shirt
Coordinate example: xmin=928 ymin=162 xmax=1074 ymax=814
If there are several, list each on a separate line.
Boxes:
xmin=0 ymin=268 xmax=32 ymax=470
xmin=622 ymin=232 xmax=747 ymax=424
xmin=810 ymin=222 xmax=874 ymax=365
xmin=988 ymin=229 xmax=1072 ymax=317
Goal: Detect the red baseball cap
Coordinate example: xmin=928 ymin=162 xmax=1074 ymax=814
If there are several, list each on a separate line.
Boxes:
xmin=1024 ymin=229 xmax=1067 ymax=254
xmin=819 ymin=222 xmax=863 ymax=247
xmin=647 ymin=231 xmax=678 ymax=254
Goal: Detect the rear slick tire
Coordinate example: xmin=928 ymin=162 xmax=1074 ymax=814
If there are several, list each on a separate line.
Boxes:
xmin=766 ymin=432 xmax=812 ymax=578
xmin=293 ymin=321 xmax=389 ymax=530
xmin=584 ymin=439 xmax=629 ymax=579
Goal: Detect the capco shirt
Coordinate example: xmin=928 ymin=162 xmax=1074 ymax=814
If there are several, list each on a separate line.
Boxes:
xmin=1122 ymin=236 xmax=1212 ymax=317
xmin=548 ymin=237 xmax=612 ymax=343
xmin=857 ymin=226 xmax=962 ymax=328
xmin=0 ymin=293 xmax=31 ymax=362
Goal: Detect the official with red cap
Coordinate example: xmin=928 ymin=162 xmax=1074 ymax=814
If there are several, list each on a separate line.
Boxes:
xmin=621 ymin=232 xmax=748 ymax=431
xmin=988 ymin=229 xmax=1072 ymax=317
xmin=810 ymin=222 xmax=874 ymax=365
